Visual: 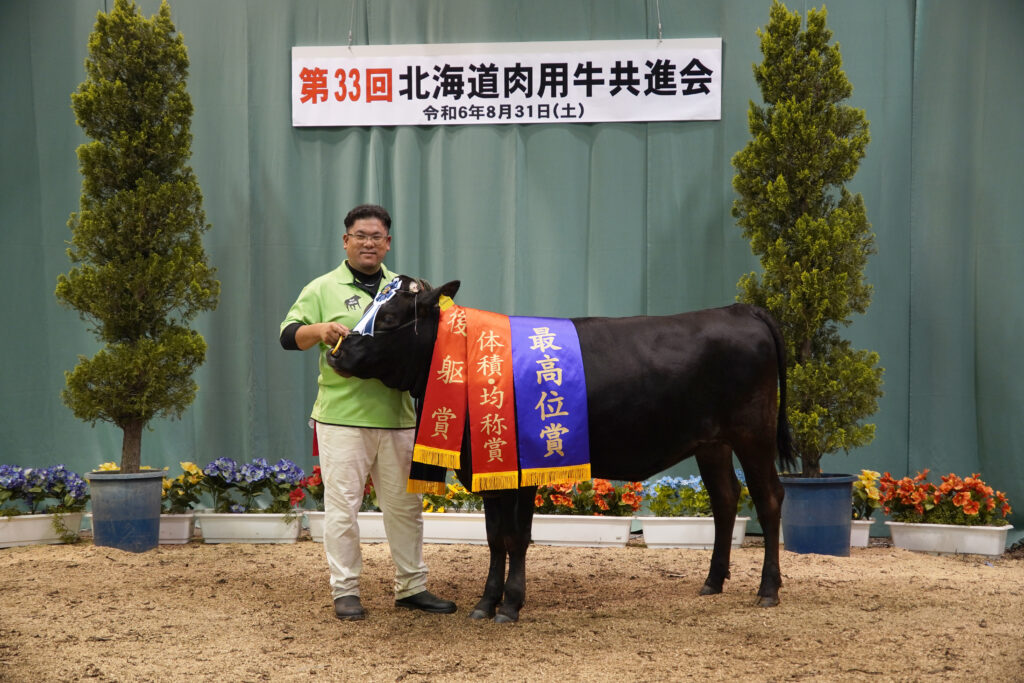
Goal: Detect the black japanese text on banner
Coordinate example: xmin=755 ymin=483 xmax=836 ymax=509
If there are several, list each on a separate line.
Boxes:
xmin=292 ymin=38 xmax=721 ymax=127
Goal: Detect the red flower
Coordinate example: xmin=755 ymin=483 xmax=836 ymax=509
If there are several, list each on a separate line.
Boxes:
xmin=289 ymin=487 xmax=306 ymax=506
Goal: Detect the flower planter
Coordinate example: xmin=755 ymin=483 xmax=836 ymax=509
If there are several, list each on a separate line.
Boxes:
xmin=307 ymin=511 xmax=488 ymax=545
xmin=423 ymin=512 xmax=487 ymax=545
xmin=306 ymin=511 xmax=388 ymax=543
xmin=358 ymin=511 xmax=387 ymax=543
xmin=0 ymin=512 xmax=84 ymax=548
xmin=850 ymin=518 xmax=873 ymax=548
xmin=159 ymin=513 xmax=195 ymax=544
xmin=194 ymin=512 xmax=301 ymax=544
xmin=886 ymin=521 xmax=1013 ymax=558
xmin=640 ymin=516 xmax=749 ymax=549
xmin=306 ymin=511 xmax=325 ymax=542
xmin=531 ymin=514 xmax=634 ymax=547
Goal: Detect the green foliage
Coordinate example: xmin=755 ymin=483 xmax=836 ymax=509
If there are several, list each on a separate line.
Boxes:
xmin=644 ymin=475 xmax=753 ymax=518
xmin=732 ymin=1 xmax=883 ymax=475
xmin=56 ymin=0 xmax=219 ymax=472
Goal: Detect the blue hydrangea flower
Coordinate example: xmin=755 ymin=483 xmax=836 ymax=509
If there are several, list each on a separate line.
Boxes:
xmin=270 ymin=459 xmax=304 ymax=486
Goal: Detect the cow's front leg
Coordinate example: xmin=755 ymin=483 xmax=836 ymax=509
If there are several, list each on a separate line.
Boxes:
xmin=696 ymin=445 xmax=740 ymax=596
xmin=469 ymin=496 xmax=507 ymax=620
xmin=494 ymin=487 xmax=536 ymax=623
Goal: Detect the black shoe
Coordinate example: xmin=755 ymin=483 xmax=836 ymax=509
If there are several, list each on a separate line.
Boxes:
xmin=394 ymin=590 xmax=457 ymax=614
xmin=334 ymin=595 xmax=366 ymax=621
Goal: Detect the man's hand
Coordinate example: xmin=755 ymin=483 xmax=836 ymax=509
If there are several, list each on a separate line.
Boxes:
xmin=295 ymin=322 xmax=349 ymax=351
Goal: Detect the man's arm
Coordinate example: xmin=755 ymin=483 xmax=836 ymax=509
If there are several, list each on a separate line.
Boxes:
xmin=280 ymin=321 xmax=349 ymax=351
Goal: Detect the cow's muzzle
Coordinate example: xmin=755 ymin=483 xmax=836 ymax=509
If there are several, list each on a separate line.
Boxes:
xmin=327 ymin=337 xmax=354 ymax=378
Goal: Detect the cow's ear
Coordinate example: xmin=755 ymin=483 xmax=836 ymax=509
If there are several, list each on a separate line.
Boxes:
xmin=418 ymin=280 xmax=460 ymax=313
xmin=439 ymin=280 xmax=460 ymax=299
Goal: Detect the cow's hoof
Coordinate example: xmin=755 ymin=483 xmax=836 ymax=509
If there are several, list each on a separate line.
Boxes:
xmin=468 ymin=609 xmax=491 ymax=620
xmin=699 ymin=583 xmax=723 ymax=596
xmin=756 ymin=595 xmax=779 ymax=608
xmin=493 ymin=613 xmax=517 ymax=624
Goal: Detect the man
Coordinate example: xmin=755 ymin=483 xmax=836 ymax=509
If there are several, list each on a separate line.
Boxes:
xmin=279 ymin=204 xmax=456 ymax=621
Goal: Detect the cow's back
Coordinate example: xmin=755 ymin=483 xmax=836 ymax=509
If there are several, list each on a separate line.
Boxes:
xmin=572 ymin=303 xmax=781 ymax=480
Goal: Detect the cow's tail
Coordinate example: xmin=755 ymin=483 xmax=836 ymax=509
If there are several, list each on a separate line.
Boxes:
xmin=752 ymin=306 xmax=796 ymax=473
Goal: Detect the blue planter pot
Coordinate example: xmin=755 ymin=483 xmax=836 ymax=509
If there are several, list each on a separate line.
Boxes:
xmin=780 ymin=474 xmax=857 ymax=557
xmin=86 ymin=470 xmax=165 ymax=553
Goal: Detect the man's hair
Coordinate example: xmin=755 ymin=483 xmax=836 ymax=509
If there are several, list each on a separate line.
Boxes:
xmin=344 ymin=204 xmax=392 ymax=232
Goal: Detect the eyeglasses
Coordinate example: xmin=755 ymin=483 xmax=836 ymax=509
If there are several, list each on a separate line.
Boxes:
xmin=345 ymin=232 xmax=389 ymax=244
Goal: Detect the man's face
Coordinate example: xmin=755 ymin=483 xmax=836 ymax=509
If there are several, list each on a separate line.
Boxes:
xmin=343 ymin=217 xmax=391 ymax=274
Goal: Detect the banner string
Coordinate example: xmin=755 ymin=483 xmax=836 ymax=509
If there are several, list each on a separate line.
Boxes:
xmin=347 ymin=0 xmax=357 ymax=50
xmin=656 ymin=0 xmax=663 ymax=43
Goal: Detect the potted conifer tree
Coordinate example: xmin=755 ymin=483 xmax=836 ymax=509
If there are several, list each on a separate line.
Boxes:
xmin=731 ymin=1 xmax=884 ymax=555
xmin=56 ymin=0 xmax=219 ymax=552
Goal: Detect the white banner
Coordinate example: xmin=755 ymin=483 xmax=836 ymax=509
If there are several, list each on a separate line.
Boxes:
xmin=292 ymin=38 xmax=721 ymax=127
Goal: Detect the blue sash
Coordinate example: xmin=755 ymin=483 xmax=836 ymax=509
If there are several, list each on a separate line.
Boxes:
xmin=509 ymin=316 xmax=591 ymax=487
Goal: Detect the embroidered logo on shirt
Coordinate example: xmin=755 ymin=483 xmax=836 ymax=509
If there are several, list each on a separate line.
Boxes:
xmin=345 ymin=295 xmax=361 ymax=310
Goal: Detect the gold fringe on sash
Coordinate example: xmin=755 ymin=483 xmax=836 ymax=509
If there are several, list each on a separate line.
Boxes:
xmin=520 ymin=464 xmax=593 ymax=488
xmin=412 ymin=444 xmax=461 ymax=470
xmin=472 ymin=471 xmax=522 ymax=492
xmin=406 ymin=479 xmax=447 ymax=495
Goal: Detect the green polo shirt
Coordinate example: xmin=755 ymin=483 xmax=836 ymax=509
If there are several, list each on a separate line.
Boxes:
xmin=280 ymin=262 xmax=415 ymax=428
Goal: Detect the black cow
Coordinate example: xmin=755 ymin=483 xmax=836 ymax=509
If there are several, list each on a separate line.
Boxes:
xmin=329 ymin=276 xmax=794 ymax=622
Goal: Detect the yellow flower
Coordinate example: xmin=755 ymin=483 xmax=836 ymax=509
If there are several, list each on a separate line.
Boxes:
xmin=181 ymin=462 xmax=201 ymax=476
xmin=97 ymin=462 xmax=119 ymax=471
xmin=866 ymin=486 xmax=880 ymax=500
xmin=858 ymin=470 xmax=880 ymax=485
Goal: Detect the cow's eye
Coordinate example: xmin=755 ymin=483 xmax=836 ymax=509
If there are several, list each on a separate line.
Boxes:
xmin=376 ymin=312 xmax=398 ymax=330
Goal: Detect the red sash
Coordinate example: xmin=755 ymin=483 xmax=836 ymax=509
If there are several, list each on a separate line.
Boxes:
xmin=411 ymin=297 xmax=467 ymax=471
xmin=412 ymin=299 xmax=520 ymax=492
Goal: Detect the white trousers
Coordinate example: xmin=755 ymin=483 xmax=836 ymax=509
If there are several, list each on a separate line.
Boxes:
xmin=315 ymin=423 xmax=427 ymax=600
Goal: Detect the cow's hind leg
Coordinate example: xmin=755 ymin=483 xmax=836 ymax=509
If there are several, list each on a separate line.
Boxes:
xmin=469 ymin=495 xmax=508 ymax=620
xmin=494 ymin=486 xmax=536 ymax=623
xmin=695 ymin=444 xmax=740 ymax=596
xmin=735 ymin=443 xmax=785 ymax=607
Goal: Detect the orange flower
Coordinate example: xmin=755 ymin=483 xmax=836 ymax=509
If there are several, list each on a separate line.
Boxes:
xmin=952 ymin=491 xmax=972 ymax=508
xmin=621 ymin=492 xmax=641 ymax=510
xmin=595 ymin=497 xmax=610 ymax=510
xmin=534 ymin=494 xmax=544 ymax=507
xmin=962 ymin=499 xmax=980 ymax=515
xmin=550 ymin=493 xmax=574 ymax=508
xmin=592 ymin=479 xmax=614 ymax=495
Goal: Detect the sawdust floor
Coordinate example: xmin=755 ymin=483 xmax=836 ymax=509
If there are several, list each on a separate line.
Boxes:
xmin=2 ymin=534 xmax=1023 ymax=682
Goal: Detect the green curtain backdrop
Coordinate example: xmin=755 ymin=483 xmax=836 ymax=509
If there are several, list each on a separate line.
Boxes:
xmin=1 ymin=0 xmax=1021 ymax=537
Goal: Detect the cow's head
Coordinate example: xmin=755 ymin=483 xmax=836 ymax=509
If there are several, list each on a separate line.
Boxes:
xmin=327 ymin=275 xmax=461 ymax=398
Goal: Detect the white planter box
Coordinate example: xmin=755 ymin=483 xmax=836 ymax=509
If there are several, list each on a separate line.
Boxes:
xmin=640 ymin=516 xmax=749 ymax=549
xmin=886 ymin=521 xmax=1013 ymax=558
xmin=531 ymin=514 xmax=634 ymax=547
xmin=306 ymin=511 xmax=326 ymax=542
xmin=357 ymin=511 xmax=387 ymax=543
xmin=159 ymin=513 xmax=195 ymax=544
xmin=850 ymin=518 xmax=873 ymax=548
xmin=310 ymin=511 xmax=488 ymax=545
xmin=0 ymin=512 xmax=84 ymax=548
xmin=194 ymin=512 xmax=301 ymax=544
xmin=423 ymin=511 xmax=487 ymax=544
